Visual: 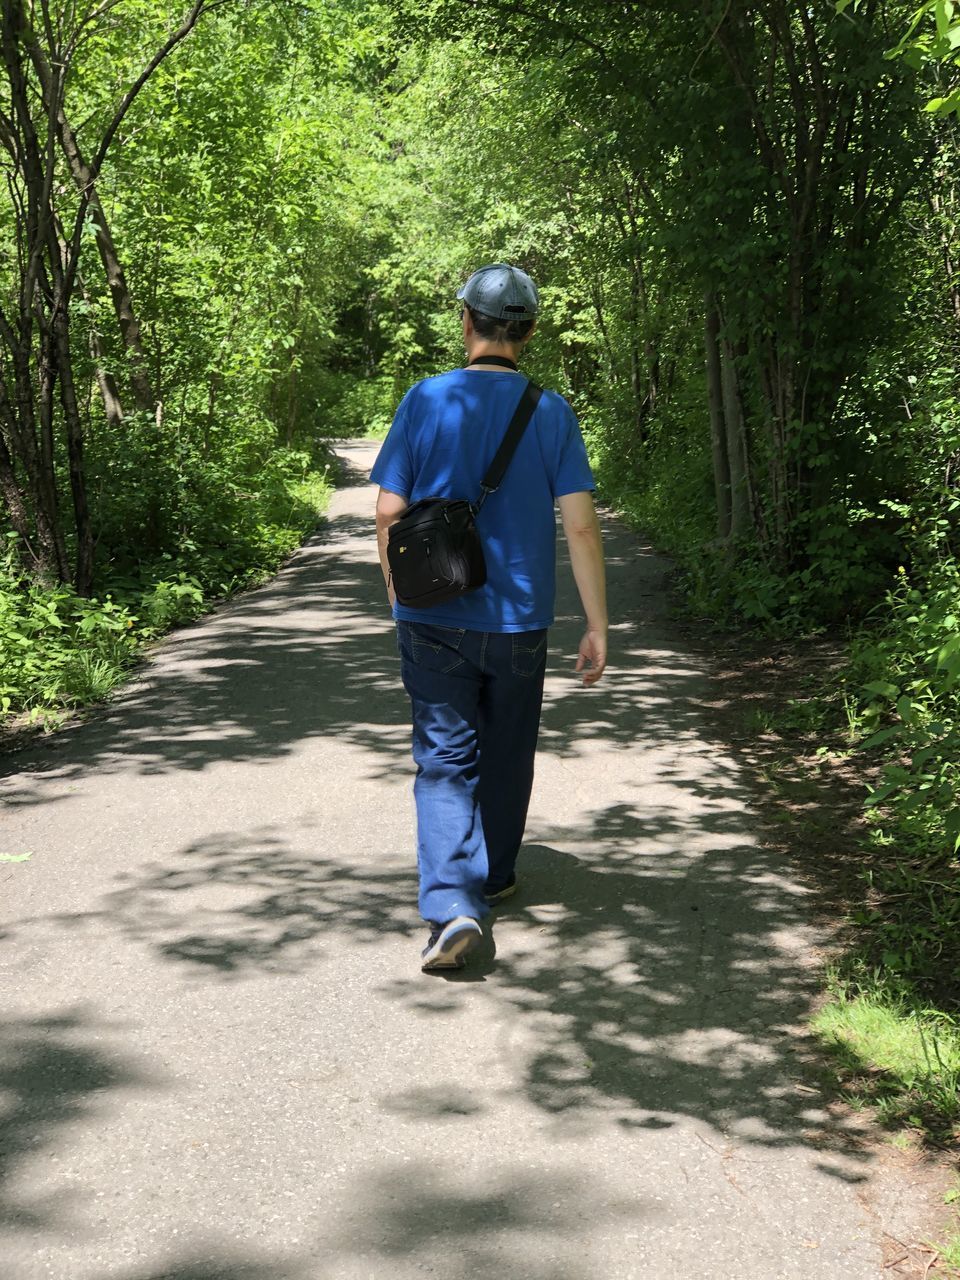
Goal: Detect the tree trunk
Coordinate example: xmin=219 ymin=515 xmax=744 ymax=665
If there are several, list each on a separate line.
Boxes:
xmin=79 ymin=276 xmax=126 ymax=431
xmin=53 ymin=307 xmax=94 ymax=595
xmin=0 ymin=0 xmax=216 ymax=593
xmin=704 ymin=293 xmax=732 ymax=541
xmin=5 ymin=338 xmax=69 ymax=582
xmin=621 ymin=179 xmax=658 ymax=440
xmin=720 ymin=335 xmax=752 ymax=542
xmin=758 ymin=348 xmax=790 ymax=552
xmin=34 ymin=78 xmax=157 ymax=413
xmin=88 ymin=193 xmax=156 ymax=413
xmin=0 ymin=429 xmax=40 ymax=571
xmin=285 ymin=366 xmax=299 ymax=447
xmin=931 ymin=191 xmax=960 ymax=324
xmin=284 ymin=284 xmax=302 ymax=445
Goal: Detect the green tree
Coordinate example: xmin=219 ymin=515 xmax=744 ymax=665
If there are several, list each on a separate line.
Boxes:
xmin=0 ymin=0 xmax=222 ymax=592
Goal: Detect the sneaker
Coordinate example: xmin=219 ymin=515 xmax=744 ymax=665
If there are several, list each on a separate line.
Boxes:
xmin=484 ymin=875 xmax=518 ymax=907
xmin=421 ymin=916 xmax=482 ymax=971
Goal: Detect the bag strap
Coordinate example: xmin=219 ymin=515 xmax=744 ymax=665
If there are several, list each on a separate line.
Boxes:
xmin=474 ymin=380 xmax=543 ymax=512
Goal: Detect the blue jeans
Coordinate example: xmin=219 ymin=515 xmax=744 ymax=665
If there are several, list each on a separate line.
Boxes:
xmin=397 ymin=620 xmax=548 ymax=924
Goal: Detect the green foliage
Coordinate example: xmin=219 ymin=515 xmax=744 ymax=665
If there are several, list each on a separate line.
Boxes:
xmin=867 ymin=0 xmax=960 ymax=115
xmin=591 ymin=408 xmax=718 ymax=603
xmin=314 ymin=372 xmax=398 ymax=439
xmin=1 ymin=4 xmax=342 ymax=724
xmin=820 ymin=561 xmax=960 ymax=1015
xmin=138 ymin=577 xmax=205 ymax=632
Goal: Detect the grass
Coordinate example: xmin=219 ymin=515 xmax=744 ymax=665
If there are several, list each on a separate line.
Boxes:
xmin=812 ymin=984 xmax=960 ymax=1270
xmin=57 ymin=649 xmax=128 ymax=704
xmin=941 ymin=1229 xmax=960 ymax=1275
xmin=811 ymin=984 xmax=960 ymax=1138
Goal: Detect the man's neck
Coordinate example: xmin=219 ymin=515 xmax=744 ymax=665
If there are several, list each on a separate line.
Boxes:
xmin=464 ymin=341 xmax=521 ymax=369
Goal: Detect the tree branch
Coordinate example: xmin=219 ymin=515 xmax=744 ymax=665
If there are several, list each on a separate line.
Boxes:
xmin=62 ymin=0 xmax=233 ymax=294
xmin=64 ymin=0 xmax=129 ymax=64
xmin=90 ymin=0 xmax=230 ymax=178
xmin=454 ymin=0 xmax=618 ymax=71
xmin=713 ymin=14 xmax=796 ymax=213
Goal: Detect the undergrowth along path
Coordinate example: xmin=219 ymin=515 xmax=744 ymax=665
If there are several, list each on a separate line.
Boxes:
xmin=0 ymin=442 xmax=943 ymax=1280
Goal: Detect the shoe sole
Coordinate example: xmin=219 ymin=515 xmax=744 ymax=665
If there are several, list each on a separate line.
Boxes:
xmin=484 ymin=881 xmax=518 ymax=907
xmin=421 ymin=918 xmax=482 ymax=971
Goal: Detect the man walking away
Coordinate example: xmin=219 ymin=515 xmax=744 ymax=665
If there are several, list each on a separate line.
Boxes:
xmin=372 ymin=263 xmax=607 ymax=973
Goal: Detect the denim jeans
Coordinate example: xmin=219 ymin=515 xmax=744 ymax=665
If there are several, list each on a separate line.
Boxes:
xmin=397 ymin=620 xmax=548 ymax=924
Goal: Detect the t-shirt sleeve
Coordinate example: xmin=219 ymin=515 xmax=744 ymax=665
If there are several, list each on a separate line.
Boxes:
xmin=552 ymin=400 xmax=596 ymax=497
xmin=370 ymin=394 xmax=415 ymax=497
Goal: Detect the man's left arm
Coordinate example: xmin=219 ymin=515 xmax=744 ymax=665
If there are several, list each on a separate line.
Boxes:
xmin=376 ymin=487 xmax=408 ymax=608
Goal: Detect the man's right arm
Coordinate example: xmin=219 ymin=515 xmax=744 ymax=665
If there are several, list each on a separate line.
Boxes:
xmin=558 ymin=490 xmax=607 ymax=686
xmin=376 ymin=487 xmax=408 ymax=609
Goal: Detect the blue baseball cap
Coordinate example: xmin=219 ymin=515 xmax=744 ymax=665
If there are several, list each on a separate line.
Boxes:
xmin=456 ymin=263 xmax=539 ymax=321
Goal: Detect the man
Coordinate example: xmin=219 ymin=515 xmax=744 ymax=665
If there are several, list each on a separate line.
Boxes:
xmin=372 ymin=263 xmax=607 ymax=973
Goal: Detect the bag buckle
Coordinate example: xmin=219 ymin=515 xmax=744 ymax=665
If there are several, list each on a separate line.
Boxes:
xmin=474 ymin=484 xmax=495 ymax=514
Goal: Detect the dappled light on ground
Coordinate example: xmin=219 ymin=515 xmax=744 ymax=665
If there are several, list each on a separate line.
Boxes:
xmin=0 ymin=445 xmax=931 ymax=1278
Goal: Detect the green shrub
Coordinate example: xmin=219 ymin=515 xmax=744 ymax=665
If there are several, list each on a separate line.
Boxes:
xmin=0 ymin=446 xmax=332 ymax=724
xmin=0 ymin=560 xmax=140 ymax=715
xmin=828 ymin=560 xmax=960 ymax=1012
xmin=850 ymin=561 xmax=960 ymax=866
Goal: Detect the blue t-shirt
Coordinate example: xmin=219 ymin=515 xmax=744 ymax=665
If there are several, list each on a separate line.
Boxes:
xmin=370 ymin=369 xmax=595 ymax=633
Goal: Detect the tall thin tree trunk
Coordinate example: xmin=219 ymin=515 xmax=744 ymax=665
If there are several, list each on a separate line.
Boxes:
xmin=704 ymin=293 xmax=732 ymax=541
xmin=0 ymin=428 xmax=39 ymax=570
xmin=931 ymin=192 xmax=960 ymax=324
xmin=79 ymin=275 xmax=125 ymax=430
xmin=589 ymin=286 xmax=618 ymax=382
xmin=53 ymin=307 xmax=94 ymax=594
xmin=58 ymin=127 xmax=156 ymax=412
xmin=759 ymin=351 xmax=789 ymax=552
xmin=284 ymin=284 xmax=302 ymax=445
xmin=285 ymin=367 xmax=299 ymax=447
xmin=27 ymin=38 xmax=157 ymax=414
xmin=720 ymin=335 xmax=751 ymax=541
xmin=9 ymin=340 xmax=68 ymax=581
xmin=621 ymin=180 xmax=658 ymax=438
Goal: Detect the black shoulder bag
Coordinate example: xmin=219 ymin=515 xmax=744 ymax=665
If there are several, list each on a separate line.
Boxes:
xmin=386 ymin=379 xmax=542 ymax=609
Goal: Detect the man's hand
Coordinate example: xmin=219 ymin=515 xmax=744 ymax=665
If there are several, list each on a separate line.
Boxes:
xmin=558 ymin=491 xmax=608 ymax=687
xmin=575 ymin=626 xmax=607 ymax=686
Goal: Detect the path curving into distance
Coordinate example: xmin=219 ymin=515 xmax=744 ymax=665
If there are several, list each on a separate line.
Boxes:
xmin=0 ymin=441 xmax=936 ymax=1279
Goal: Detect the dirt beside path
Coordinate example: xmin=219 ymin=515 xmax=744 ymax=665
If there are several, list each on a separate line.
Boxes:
xmin=0 ymin=440 xmax=948 ymax=1279
xmin=693 ymin=637 xmax=959 ymax=1277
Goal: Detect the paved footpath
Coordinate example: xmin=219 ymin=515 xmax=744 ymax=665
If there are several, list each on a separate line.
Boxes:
xmin=0 ymin=443 xmax=937 ymax=1280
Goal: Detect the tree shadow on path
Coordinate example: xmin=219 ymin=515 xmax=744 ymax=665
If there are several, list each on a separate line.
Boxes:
xmin=1 ymin=441 xmax=880 ymax=1253
xmin=14 ymin=808 xmax=874 ymax=1188
xmin=85 ymin=1163 xmax=608 ymax=1280
xmin=0 ymin=1005 xmax=606 ymax=1279
xmin=0 ymin=1008 xmax=153 ymax=1233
